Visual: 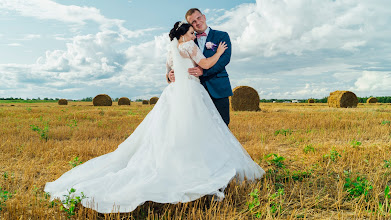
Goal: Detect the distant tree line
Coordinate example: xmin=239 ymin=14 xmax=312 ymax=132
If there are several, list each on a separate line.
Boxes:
xmin=80 ymin=97 xmax=142 ymax=102
xmin=0 ymin=97 xmax=59 ymax=101
xmin=80 ymin=97 xmax=93 ymax=101
xmin=80 ymin=97 xmax=139 ymax=102
xmin=0 ymin=97 xmax=144 ymax=102
xmin=2 ymin=96 xmax=391 ymax=103
xmin=79 ymin=97 xmax=145 ymax=102
xmin=357 ymin=96 xmax=391 ymax=103
xmin=260 ymin=96 xmax=391 ymax=103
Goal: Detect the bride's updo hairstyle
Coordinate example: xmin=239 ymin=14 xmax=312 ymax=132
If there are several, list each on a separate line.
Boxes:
xmin=169 ymin=21 xmax=191 ymax=41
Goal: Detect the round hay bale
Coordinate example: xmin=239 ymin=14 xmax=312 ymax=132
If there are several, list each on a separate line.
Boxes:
xmin=366 ymin=97 xmax=377 ymax=104
xmin=307 ymin=99 xmax=315 ymax=103
xmin=118 ymin=97 xmax=131 ymax=105
xmin=93 ymin=94 xmax=112 ymax=106
xmin=58 ymin=99 xmax=68 ymax=105
xmin=327 ymin=90 xmax=358 ymax=108
xmin=231 ymin=86 xmax=261 ymax=111
xmin=150 ymin=97 xmax=159 ymax=105
xmin=142 ymin=100 xmax=149 ymax=105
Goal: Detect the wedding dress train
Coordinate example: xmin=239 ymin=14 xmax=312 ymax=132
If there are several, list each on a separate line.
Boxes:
xmin=44 ymin=39 xmax=265 ymax=213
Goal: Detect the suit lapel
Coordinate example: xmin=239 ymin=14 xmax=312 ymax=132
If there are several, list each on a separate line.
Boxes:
xmin=204 ymin=28 xmax=214 ymax=55
xmin=203 ymin=28 xmax=215 ymax=57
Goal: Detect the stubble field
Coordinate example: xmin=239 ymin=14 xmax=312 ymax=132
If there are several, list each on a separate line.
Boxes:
xmin=0 ymin=102 xmax=391 ymax=219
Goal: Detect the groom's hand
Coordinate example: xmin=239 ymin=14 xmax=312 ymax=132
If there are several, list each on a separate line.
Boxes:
xmin=168 ymin=70 xmax=175 ymax=83
xmin=188 ymin=66 xmax=203 ymax=77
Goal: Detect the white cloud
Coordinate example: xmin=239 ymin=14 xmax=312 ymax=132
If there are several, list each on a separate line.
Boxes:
xmin=354 ymin=71 xmax=391 ymax=93
xmin=341 ymin=41 xmax=366 ymax=52
xmin=0 ymin=30 xmax=171 ymax=99
xmin=0 ymin=0 xmax=166 ymax=99
xmin=0 ymin=0 xmax=155 ymax=37
xmin=23 ymin=34 xmax=41 ymax=40
xmin=54 ymin=37 xmax=69 ymax=41
xmin=214 ymin=0 xmax=390 ymax=58
xmin=121 ymin=33 xmax=170 ymax=89
xmin=7 ymin=43 xmax=22 ymax=46
xmin=7 ymin=34 xmax=42 ymax=42
xmin=208 ymin=0 xmax=391 ymax=99
xmin=1 ymin=0 xmax=390 ymax=100
xmin=0 ymin=0 xmax=119 ymax=26
xmin=36 ymin=30 xmax=127 ymax=77
xmin=52 ymin=34 xmax=72 ymax=41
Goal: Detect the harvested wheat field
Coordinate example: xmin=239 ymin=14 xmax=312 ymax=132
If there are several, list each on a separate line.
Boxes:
xmin=1 ymin=102 xmax=391 ymax=219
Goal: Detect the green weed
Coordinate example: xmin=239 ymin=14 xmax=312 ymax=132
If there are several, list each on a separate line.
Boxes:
xmin=344 ymin=172 xmax=373 ymax=200
xmin=60 ymin=188 xmax=87 ymax=218
xmin=381 ymin=120 xmax=390 ymax=125
xmin=247 ymin=189 xmax=261 ymax=218
xmin=269 ymin=188 xmax=285 ymax=216
xmin=303 ymin=144 xmax=315 ymax=154
xmin=0 ymin=187 xmax=12 ymax=211
xmin=67 ymin=119 xmax=78 ymax=129
xmin=69 ymin=156 xmax=83 ymax=168
xmin=378 ymin=185 xmax=391 ymax=215
xmin=291 ymin=170 xmax=312 ymax=182
xmin=350 ymin=139 xmax=362 ymax=148
xmin=30 ymin=121 xmax=49 ymax=141
xmin=265 ymin=153 xmax=285 ymax=168
xmin=323 ymin=148 xmax=341 ymax=162
xmin=274 ymin=129 xmax=292 ymax=136
xmin=384 ymin=159 xmax=391 ymax=168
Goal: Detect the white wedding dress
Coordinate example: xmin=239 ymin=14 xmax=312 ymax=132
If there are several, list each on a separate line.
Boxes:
xmin=44 ymin=39 xmax=265 ymax=213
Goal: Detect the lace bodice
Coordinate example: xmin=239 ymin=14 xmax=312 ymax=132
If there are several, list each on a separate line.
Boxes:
xmin=166 ymin=41 xmax=205 ymax=83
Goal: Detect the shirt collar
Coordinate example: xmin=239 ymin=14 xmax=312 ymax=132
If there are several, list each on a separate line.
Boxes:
xmin=198 ymin=26 xmax=210 ymax=36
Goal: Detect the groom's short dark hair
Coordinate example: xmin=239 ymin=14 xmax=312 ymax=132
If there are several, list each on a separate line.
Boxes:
xmin=185 ymin=8 xmax=202 ymax=19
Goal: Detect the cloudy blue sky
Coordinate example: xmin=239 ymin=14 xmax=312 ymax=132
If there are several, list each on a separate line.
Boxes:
xmin=1 ymin=0 xmax=390 ymax=100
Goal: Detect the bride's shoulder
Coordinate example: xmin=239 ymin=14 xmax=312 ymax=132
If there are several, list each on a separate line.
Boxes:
xmin=179 ymin=40 xmax=196 ymax=47
xmin=179 ymin=41 xmax=197 ymax=51
xmin=186 ymin=40 xmax=197 ymax=45
xmin=187 ymin=41 xmax=198 ymax=47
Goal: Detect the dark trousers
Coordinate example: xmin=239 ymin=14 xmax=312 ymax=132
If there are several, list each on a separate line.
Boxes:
xmin=211 ymin=96 xmax=230 ymax=126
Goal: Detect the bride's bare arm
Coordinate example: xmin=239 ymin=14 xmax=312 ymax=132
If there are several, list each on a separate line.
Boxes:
xmin=197 ymin=42 xmax=228 ymax=69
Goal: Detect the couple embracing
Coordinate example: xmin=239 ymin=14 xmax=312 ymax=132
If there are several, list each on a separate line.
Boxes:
xmin=44 ymin=8 xmax=265 ymax=213
xmin=166 ymin=8 xmax=232 ymax=126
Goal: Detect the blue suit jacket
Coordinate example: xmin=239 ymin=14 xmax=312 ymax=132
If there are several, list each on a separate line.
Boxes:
xmin=195 ymin=28 xmax=233 ymax=99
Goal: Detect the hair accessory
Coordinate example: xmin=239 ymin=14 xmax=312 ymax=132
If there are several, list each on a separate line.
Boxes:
xmin=176 ymin=21 xmax=186 ymax=31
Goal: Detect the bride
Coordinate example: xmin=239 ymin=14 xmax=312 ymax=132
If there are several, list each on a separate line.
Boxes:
xmin=44 ymin=21 xmax=265 ymax=213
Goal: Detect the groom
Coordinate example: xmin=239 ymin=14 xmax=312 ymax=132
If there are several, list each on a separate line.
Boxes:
xmin=167 ymin=8 xmax=233 ymax=126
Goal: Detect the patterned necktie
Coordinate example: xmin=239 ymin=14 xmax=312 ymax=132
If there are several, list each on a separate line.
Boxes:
xmin=196 ymin=32 xmax=207 ymax=38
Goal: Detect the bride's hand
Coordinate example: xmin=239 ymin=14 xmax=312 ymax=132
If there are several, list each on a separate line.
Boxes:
xmin=216 ymin=42 xmax=228 ymax=55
